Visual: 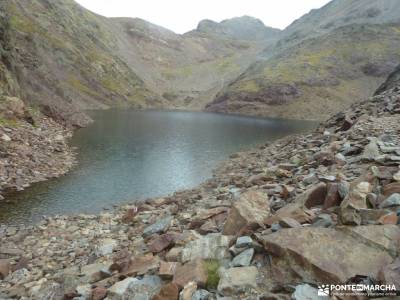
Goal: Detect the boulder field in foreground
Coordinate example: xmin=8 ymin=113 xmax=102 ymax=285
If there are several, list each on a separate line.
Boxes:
xmin=1 ymin=72 xmax=400 ymax=299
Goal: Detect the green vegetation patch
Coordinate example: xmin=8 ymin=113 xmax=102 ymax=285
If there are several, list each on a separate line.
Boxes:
xmin=204 ymin=259 xmax=220 ymax=289
xmin=68 ymin=75 xmax=101 ymax=98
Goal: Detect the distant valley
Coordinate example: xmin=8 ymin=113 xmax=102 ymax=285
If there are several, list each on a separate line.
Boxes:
xmin=1 ymin=0 xmax=400 ymax=126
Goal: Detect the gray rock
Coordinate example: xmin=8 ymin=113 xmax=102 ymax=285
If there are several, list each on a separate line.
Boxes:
xmin=335 ymin=153 xmax=346 ymax=163
xmin=338 ymin=181 xmax=350 ymax=199
xmin=181 ymin=233 xmax=231 ymax=262
xmin=379 ymin=193 xmax=400 ymax=208
xmin=235 ymin=236 xmax=253 ymax=248
xmin=95 ymin=238 xmax=117 ymax=256
xmin=312 ymin=214 xmax=333 ymax=228
xmin=80 ymin=262 xmax=112 ymax=283
xmin=76 ymin=284 xmax=92 ymax=298
xmin=217 ymin=267 xmax=258 ymax=296
xmin=303 ymin=174 xmax=319 ymax=185
xmin=292 ymin=284 xmax=324 ymax=300
xmin=192 ymin=289 xmax=211 ymax=300
xmin=142 ymin=216 xmax=173 ymax=238
xmin=362 ymin=138 xmax=381 ymax=161
xmin=128 ymin=275 xmax=163 ymax=300
xmin=271 ymin=223 xmax=282 ymax=232
xmin=108 ymin=277 xmax=139 ymax=299
xmin=108 ymin=276 xmax=162 ymax=300
xmin=231 ymin=248 xmax=254 ymax=267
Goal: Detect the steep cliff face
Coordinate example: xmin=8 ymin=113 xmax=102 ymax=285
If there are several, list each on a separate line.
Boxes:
xmin=208 ymin=0 xmax=400 ymax=120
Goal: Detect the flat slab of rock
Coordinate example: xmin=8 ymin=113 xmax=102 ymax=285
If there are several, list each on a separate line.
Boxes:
xmin=259 ymin=225 xmax=400 ymax=283
xmin=231 ymin=248 xmax=254 ymax=267
xmin=121 ymin=253 xmax=160 ymax=277
xmin=108 ymin=275 xmax=162 ymax=300
xmin=95 ymin=238 xmax=118 ymax=256
xmin=181 ymin=233 xmax=231 ymax=262
xmin=223 ymin=190 xmax=270 ymax=235
xmin=217 ymin=266 xmax=258 ymax=296
xmin=265 ymin=202 xmax=314 ymax=225
xmin=173 ymin=259 xmax=208 ymax=288
xmin=143 ymin=216 xmax=173 ymax=238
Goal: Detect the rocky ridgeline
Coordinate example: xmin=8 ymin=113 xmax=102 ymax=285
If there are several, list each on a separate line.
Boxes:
xmin=0 ymin=96 xmax=74 ymax=200
xmin=1 ymin=80 xmax=400 ymax=300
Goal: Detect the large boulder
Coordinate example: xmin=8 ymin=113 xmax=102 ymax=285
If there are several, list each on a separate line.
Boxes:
xmin=108 ymin=275 xmax=162 ymax=300
xmin=259 ymin=225 xmax=400 ymax=284
xmin=222 ymin=190 xmax=270 ymax=235
xmin=217 ymin=266 xmax=258 ymax=296
xmin=173 ymin=259 xmax=208 ymax=288
xmin=340 ymin=181 xmax=372 ymax=210
xmin=265 ymin=202 xmax=315 ymax=225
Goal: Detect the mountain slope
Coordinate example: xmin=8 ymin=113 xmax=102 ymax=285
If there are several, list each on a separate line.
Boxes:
xmin=208 ymin=0 xmax=400 ymax=120
xmin=2 ymin=0 xmax=164 ymax=127
xmin=108 ymin=16 xmax=278 ymax=110
xmin=1 ymin=0 xmax=279 ymax=125
xmin=194 ymin=16 xmax=281 ymax=41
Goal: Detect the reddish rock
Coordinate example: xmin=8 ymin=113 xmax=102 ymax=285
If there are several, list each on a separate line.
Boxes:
xmin=323 ymin=183 xmax=342 ymax=209
xmin=64 ymin=292 xmax=79 ymax=300
xmin=148 ymin=234 xmax=175 ymax=253
xmin=223 ymin=190 xmax=270 ymax=235
xmin=281 ymin=185 xmax=295 ymax=200
xmin=260 ymin=225 xmax=400 ymax=283
xmin=91 ymin=286 xmax=107 ymax=300
xmin=121 ymin=207 xmax=138 ymax=224
xmin=152 ymin=282 xmax=180 ymax=300
xmin=383 ymin=182 xmax=400 ymax=197
xmin=166 ymin=247 xmax=182 ymax=262
xmin=121 ymin=253 xmax=160 ymax=277
xmin=198 ymin=220 xmax=218 ymax=234
xmin=194 ymin=207 xmax=228 ymax=221
xmin=265 ymin=202 xmax=315 ymax=226
xmin=159 ymin=261 xmax=180 ymax=279
xmin=12 ymin=257 xmax=29 ymax=272
xmin=278 ymin=217 xmax=302 ymax=228
xmin=110 ymin=249 xmax=132 ymax=273
xmin=378 ymin=213 xmax=398 ymax=225
xmin=173 ymin=259 xmax=208 ymax=288
xmin=339 ymin=115 xmax=354 ymax=131
xmin=303 ymin=183 xmax=327 ymax=208
xmin=0 ymin=259 xmax=10 ymax=279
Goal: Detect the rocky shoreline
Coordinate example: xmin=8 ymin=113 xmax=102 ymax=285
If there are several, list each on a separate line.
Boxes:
xmin=0 ymin=96 xmax=75 ymax=201
xmin=1 ymin=73 xmax=400 ymax=299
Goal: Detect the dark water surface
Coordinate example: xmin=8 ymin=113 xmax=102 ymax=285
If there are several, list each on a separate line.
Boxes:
xmin=0 ymin=110 xmax=316 ymax=224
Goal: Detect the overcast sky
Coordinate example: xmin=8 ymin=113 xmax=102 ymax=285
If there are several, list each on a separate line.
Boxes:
xmin=75 ymin=0 xmax=331 ymax=34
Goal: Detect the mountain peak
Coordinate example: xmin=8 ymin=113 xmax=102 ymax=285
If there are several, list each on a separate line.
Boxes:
xmin=195 ymin=16 xmax=281 ymax=41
